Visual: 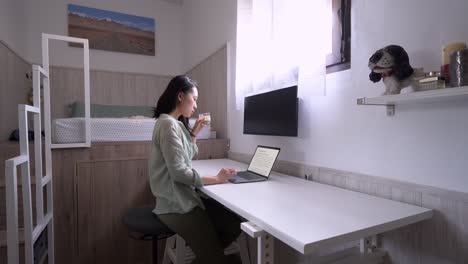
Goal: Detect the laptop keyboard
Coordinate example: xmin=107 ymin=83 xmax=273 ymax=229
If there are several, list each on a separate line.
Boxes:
xmin=238 ymin=171 xmax=262 ymax=180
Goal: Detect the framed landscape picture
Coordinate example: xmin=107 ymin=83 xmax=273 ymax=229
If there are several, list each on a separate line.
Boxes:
xmin=68 ymin=4 xmax=155 ymax=56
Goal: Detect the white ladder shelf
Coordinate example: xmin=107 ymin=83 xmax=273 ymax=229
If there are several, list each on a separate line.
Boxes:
xmin=5 ymin=33 xmax=90 ymax=264
xmin=5 ymin=66 xmax=55 ymax=264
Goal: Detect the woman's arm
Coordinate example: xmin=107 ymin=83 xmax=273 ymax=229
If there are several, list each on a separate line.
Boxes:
xmin=191 ymin=117 xmax=207 ymax=144
xmin=202 ymin=176 xmax=221 ymax=185
xmin=201 ymin=168 xmax=236 ymax=185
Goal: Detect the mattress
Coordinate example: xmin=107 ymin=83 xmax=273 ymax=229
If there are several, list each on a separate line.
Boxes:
xmin=52 ymin=117 xmax=212 ymax=143
xmin=52 ymin=117 xmax=157 ymax=143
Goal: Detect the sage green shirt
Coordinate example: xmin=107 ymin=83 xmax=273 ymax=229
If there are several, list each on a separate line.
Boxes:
xmin=149 ymin=114 xmax=204 ymax=215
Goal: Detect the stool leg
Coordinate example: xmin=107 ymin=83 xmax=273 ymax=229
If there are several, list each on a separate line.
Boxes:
xmin=175 ymin=235 xmax=186 ymax=264
xmin=238 ymin=233 xmax=251 ymax=264
xmin=163 ymin=236 xmax=176 ymax=264
xmin=152 ymin=238 xmax=158 ymax=264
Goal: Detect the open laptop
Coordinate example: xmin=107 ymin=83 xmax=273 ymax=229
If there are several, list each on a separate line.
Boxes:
xmin=229 ymin=145 xmax=281 ymax=184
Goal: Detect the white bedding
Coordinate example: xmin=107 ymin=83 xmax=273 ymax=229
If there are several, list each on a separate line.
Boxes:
xmin=52 ymin=117 xmax=156 ymax=143
xmin=52 ymin=117 xmax=211 ymax=143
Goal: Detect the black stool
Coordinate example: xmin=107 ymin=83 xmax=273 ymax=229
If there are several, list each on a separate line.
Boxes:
xmin=122 ymin=206 xmax=175 ymax=264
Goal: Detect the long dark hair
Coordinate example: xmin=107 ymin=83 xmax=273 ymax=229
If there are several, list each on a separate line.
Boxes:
xmin=154 ymin=75 xmax=197 ymax=134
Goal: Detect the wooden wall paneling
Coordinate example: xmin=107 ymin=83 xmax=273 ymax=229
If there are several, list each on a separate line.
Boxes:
xmin=122 ymin=73 xmax=137 ymax=106
xmin=380 ymin=187 xmax=424 ymax=264
xmin=211 ymin=47 xmax=228 ymax=139
xmin=89 ymin=142 xmax=150 ymax=160
xmin=315 ymin=167 xmax=348 ymax=190
xmin=50 ymin=67 xmax=84 ymax=118
xmin=91 ymin=69 xmax=106 ymax=104
xmin=50 ymin=67 xmax=172 ymax=119
xmin=194 ymin=139 xmax=229 ymax=160
xmin=154 ymin=76 xmax=172 ymax=105
xmin=134 ymin=75 xmax=146 ymax=106
xmin=191 ymin=60 xmax=209 ymax=116
xmin=270 ymin=159 xmax=314 ymax=180
xmin=186 ymin=46 xmax=228 ymax=139
xmin=0 ymin=44 xmax=8 ymax=141
xmin=200 ymin=55 xmax=211 ymax=118
xmin=9 ymin=48 xmax=30 ymax=131
xmin=228 ymin=151 xmax=251 ymax=164
xmin=0 ymin=143 xmax=39 ymax=262
xmin=0 ymin=144 xmax=19 ymax=231
xmin=343 ymin=172 xmax=393 ymax=200
xmin=0 ymin=143 xmax=21 ymax=186
xmin=103 ymin=71 xmax=122 ymax=105
xmin=420 ymin=194 xmax=468 ymax=264
xmin=136 ymin=74 xmax=157 ymax=107
xmin=113 ymin=72 xmax=126 ymax=105
xmin=0 ymin=42 xmax=30 ymax=141
xmin=0 ymin=143 xmax=40 ymax=229
xmin=90 ymin=144 xmax=121 ymax=160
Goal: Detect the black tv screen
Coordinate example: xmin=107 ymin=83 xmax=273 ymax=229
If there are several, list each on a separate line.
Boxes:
xmin=243 ymin=85 xmax=298 ymax=137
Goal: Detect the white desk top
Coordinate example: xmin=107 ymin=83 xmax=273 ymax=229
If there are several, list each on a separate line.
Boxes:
xmin=193 ymin=159 xmax=433 ymax=254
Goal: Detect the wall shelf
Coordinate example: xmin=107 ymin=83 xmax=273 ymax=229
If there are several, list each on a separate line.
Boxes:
xmin=357 ymin=85 xmax=468 ymax=116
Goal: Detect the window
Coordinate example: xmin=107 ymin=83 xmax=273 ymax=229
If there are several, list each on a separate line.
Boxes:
xmin=326 ymin=0 xmax=351 ymax=74
xmin=236 ymin=0 xmax=349 ymax=108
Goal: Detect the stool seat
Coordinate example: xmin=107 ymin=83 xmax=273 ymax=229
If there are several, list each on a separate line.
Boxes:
xmin=122 ymin=206 xmax=174 ymax=238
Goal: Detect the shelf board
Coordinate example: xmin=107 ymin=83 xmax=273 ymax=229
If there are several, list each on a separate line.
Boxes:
xmin=357 ymin=86 xmax=468 ymax=116
xmin=357 ymin=86 xmax=468 ymax=105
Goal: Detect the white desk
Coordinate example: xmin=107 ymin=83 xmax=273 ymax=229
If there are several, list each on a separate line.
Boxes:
xmin=193 ymin=159 xmax=433 ymax=263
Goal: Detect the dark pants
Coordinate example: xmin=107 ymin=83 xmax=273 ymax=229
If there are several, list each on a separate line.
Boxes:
xmin=158 ymin=197 xmax=242 ymax=264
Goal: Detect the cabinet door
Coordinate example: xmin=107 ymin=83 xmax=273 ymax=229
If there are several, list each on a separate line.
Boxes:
xmin=76 ymin=158 xmax=154 ymax=264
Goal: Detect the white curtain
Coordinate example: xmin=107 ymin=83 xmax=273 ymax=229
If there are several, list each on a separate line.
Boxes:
xmin=236 ymin=0 xmax=331 ymax=109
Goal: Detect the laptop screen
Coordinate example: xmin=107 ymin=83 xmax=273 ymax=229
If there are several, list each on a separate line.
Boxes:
xmin=247 ymin=146 xmax=281 ymax=177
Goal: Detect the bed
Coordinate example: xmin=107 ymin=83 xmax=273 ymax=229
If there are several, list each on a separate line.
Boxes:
xmin=52 ymin=102 xmax=213 ymax=143
xmin=52 ymin=117 xmax=156 ymax=143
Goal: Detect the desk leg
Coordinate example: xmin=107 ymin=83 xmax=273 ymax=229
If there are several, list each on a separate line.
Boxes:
xmin=241 ymin=222 xmax=275 ymax=264
xmin=257 ymin=233 xmax=274 ymax=264
xmin=359 ymin=235 xmax=377 ymax=254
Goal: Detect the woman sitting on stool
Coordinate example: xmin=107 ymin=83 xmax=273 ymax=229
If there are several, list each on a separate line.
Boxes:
xmin=149 ymin=75 xmax=242 ymax=264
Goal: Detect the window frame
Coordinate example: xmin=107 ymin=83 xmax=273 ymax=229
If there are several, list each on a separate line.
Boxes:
xmin=326 ymin=0 xmax=351 ymax=74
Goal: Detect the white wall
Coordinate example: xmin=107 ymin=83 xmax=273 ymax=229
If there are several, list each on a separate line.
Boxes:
xmin=229 ymin=0 xmax=468 ymax=193
xmin=0 ymin=0 xmax=29 ymax=58
xmin=24 ymin=0 xmax=183 ymax=76
xmin=181 ymin=0 xmax=237 ymax=73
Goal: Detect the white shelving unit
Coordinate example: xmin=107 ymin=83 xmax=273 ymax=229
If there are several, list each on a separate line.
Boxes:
xmin=357 ymin=85 xmax=468 ymax=116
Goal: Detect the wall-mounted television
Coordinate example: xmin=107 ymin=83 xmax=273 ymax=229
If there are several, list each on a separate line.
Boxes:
xmin=243 ymin=85 xmax=298 ymax=137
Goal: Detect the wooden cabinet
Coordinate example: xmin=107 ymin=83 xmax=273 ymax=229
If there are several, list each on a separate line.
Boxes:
xmin=0 ymin=139 xmax=229 ymax=264
xmin=76 ymin=158 xmax=153 ymax=264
